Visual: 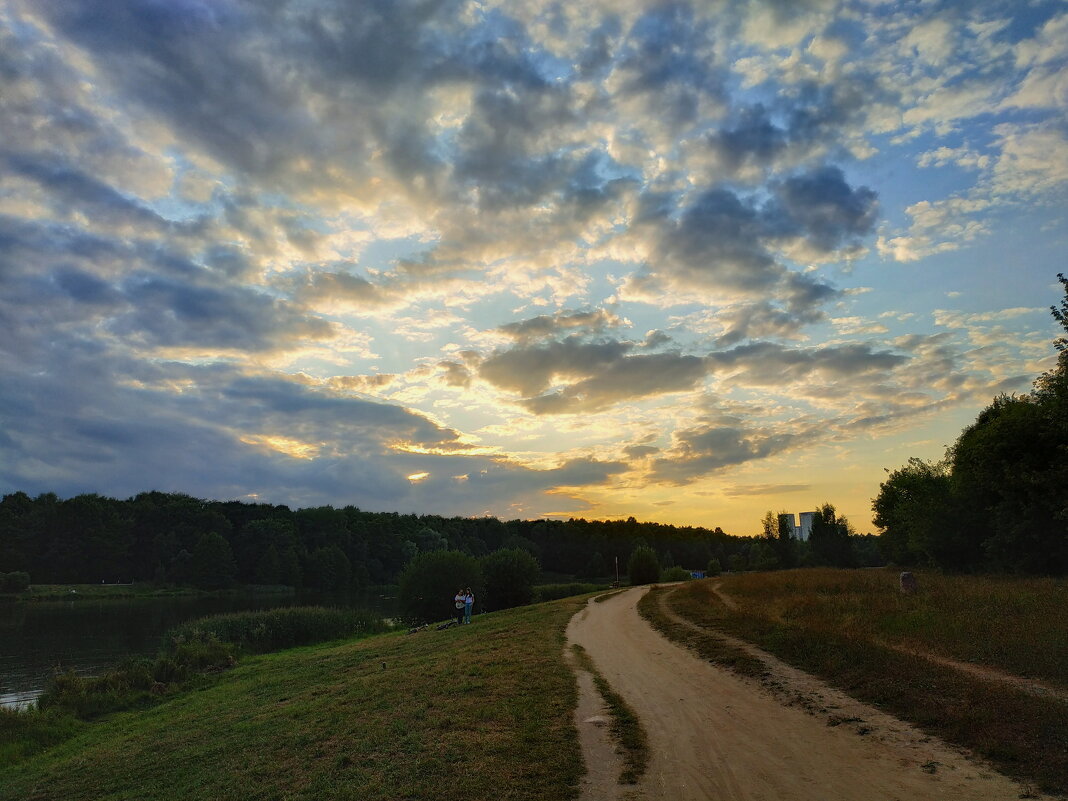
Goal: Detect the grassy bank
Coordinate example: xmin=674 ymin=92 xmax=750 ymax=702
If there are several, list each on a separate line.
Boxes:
xmin=0 ymin=596 xmax=589 ymax=801
xmin=644 ymin=569 xmax=1068 ymax=794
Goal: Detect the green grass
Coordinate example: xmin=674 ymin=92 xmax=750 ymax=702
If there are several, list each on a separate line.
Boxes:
xmin=0 ymin=597 xmax=588 ymax=801
xmin=0 ymin=708 xmax=85 ymax=767
xmin=570 ymin=644 xmax=648 ymax=784
xmin=651 ymin=570 xmax=1068 ymax=794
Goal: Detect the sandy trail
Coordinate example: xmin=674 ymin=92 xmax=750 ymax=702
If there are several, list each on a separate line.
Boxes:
xmin=567 ymin=586 xmax=1050 ymax=801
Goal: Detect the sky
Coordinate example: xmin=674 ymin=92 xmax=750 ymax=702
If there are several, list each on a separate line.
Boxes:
xmin=1 ymin=0 xmax=1065 ymax=536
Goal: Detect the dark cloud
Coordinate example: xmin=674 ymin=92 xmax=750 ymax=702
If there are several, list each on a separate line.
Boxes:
xmin=623 ymin=444 xmax=660 ymax=459
xmin=767 ymin=165 xmax=879 ymax=251
xmin=295 ymin=270 xmax=391 ymax=310
xmin=2 ymin=152 xmax=169 ymax=230
xmin=453 ymin=86 xmax=577 ymax=209
xmin=705 ymin=104 xmax=789 ymax=170
xmin=109 ymin=273 xmax=334 ymax=352
xmin=497 ymin=308 xmax=624 ymax=342
xmin=438 ymin=361 xmax=471 ymax=388
xmin=479 ymin=337 xmax=633 ymax=396
xmin=521 ymin=352 xmax=708 ymax=414
xmin=637 ymin=167 xmax=871 ymax=305
xmin=52 ymin=267 xmax=120 ymax=306
xmin=706 ymin=341 xmax=908 ymax=385
xmin=616 ymin=4 xmax=726 ymax=128
xmin=651 ymin=422 xmax=803 ymax=484
xmin=713 ymin=300 xmax=825 ymax=346
xmin=656 ymin=186 xmax=781 ymax=291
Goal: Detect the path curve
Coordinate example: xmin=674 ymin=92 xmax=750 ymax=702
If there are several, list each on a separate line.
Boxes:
xmin=567 ymin=586 xmax=1052 ymax=801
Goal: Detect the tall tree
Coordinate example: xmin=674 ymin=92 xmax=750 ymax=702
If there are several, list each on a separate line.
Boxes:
xmin=872 ymin=458 xmax=955 ymax=567
xmin=808 ymin=504 xmax=856 ymax=568
xmin=480 ymin=548 xmax=540 ymax=611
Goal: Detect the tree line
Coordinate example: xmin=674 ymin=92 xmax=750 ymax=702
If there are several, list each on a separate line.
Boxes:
xmin=873 ymin=275 xmax=1068 ymax=575
xmin=0 ymin=490 xmax=753 ymax=592
xmin=753 ymin=503 xmax=884 ymax=572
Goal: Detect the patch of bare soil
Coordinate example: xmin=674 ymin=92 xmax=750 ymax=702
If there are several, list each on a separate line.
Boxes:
xmin=567 ymin=586 xmax=1056 ymax=801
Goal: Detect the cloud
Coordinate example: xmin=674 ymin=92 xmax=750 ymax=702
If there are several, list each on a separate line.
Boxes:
xmin=520 ymin=351 xmax=708 ymax=414
xmin=476 ymin=337 xmax=629 ymax=395
xmin=651 ymin=421 xmax=806 ymax=484
xmin=706 ymin=341 xmax=908 ymax=387
xmin=723 ymin=483 xmax=811 ymax=497
xmin=497 ymin=308 xmax=626 ymax=342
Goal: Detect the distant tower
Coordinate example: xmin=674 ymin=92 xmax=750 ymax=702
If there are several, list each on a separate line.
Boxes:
xmin=797 ymin=511 xmax=815 ymax=542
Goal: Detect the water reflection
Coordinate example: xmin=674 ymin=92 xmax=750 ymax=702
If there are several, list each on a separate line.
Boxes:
xmin=0 ymin=591 xmax=396 ymax=709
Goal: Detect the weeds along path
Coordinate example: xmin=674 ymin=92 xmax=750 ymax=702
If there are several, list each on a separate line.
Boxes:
xmin=567 ymin=586 xmax=1053 ymax=801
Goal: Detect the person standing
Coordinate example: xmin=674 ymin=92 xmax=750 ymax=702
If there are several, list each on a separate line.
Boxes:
xmin=464 ymin=587 xmax=474 ymax=624
xmin=454 ymin=589 xmax=466 ymax=625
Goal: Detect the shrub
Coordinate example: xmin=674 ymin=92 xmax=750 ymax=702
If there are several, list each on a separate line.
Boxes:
xmin=164 ymin=607 xmax=387 ymax=654
xmin=706 ymin=558 xmax=722 ymax=577
xmin=628 ymin=546 xmax=660 ymax=585
xmin=661 ymin=566 xmax=692 ymax=582
xmin=480 ymin=548 xmax=540 ymax=612
xmin=398 ymin=550 xmax=482 ymax=624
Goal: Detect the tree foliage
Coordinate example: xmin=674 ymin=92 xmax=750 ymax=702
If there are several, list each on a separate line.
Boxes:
xmin=188 ymin=532 xmax=237 ymax=590
xmin=807 ymin=503 xmax=857 ymax=568
xmin=760 ymin=510 xmax=797 ymax=569
xmin=873 ymin=275 xmax=1068 ymax=574
xmin=627 ymin=545 xmax=660 ymax=585
xmin=479 ymin=548 xmax=540 ymax=612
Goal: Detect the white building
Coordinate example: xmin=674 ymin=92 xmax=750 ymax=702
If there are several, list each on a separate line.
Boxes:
xmin=778 ymin=512 xmax=815 ymax=542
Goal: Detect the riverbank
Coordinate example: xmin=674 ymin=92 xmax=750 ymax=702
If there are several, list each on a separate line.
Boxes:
xmin=0 ymin=595 xmax=590 ymax=800
xmin=10 ymin=583 xmax=299 ymax=601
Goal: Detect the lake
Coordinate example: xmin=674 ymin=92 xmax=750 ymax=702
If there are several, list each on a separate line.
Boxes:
xmin=0 ymin=590 xmax=398 ymax=710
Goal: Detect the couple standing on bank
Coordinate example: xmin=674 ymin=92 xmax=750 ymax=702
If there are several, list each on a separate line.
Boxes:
xmin=454 ymin=587 xmax=474 ymax=625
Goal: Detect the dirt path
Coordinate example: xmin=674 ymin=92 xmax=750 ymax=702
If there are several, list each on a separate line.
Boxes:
xmin=567 ymin=586 xmax=1053 ymax=801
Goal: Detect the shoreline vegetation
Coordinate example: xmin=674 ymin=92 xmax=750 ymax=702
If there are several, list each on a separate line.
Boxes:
xmin=6 ymin=582 xmax=301 ymax=601
xmin=639 ymin=570 xmax=1068 ymax=796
